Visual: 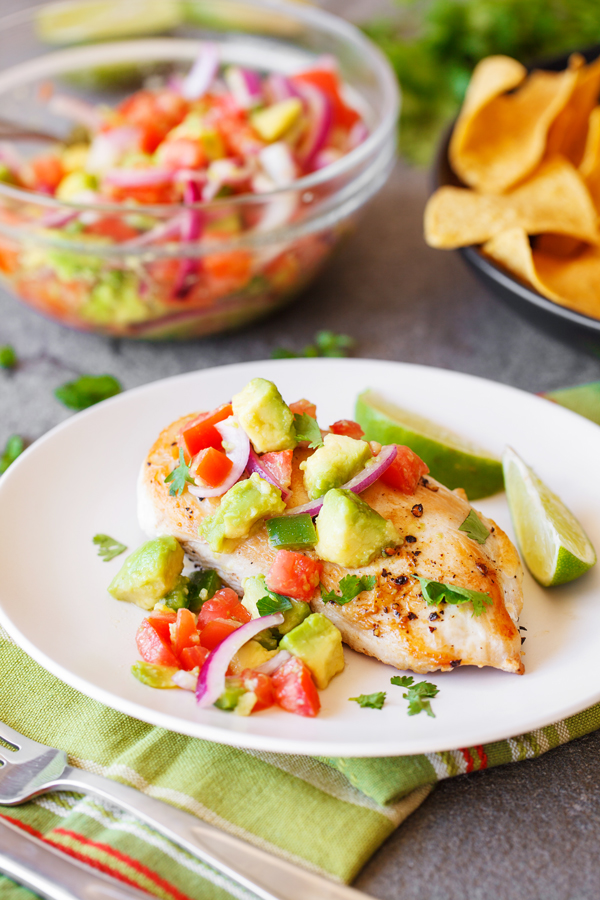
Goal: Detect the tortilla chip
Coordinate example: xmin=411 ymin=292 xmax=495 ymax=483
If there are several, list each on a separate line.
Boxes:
xmin=579 ymin=105 xmax=600 ymax=209
xmin=450 ymin=62 xmax=578 ymax=194
xmin=545 ymin=54 xmax=600 ymax=166
xmin=483 ymin=227 xmax=600 ymax=319
xmin=533 ymin=234 xmax=585 ymax=257
xmin=425 ymin=156 xmax=599 ymax=248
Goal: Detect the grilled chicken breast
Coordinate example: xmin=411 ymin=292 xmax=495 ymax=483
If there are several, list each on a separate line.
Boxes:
xmin=138 ymin=413 xmax=524 ymax=675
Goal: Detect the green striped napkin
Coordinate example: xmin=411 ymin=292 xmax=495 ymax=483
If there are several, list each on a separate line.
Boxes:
xmin=2 ymin=380 xmax=599 ymax=900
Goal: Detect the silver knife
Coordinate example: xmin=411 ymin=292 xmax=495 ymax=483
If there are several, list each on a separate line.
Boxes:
xmin=0 ymin=816 xmax=156 ymax=900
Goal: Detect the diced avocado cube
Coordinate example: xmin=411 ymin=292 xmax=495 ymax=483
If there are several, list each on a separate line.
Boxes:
xmin=251 ymin=98 xmax=303 ymax=142
xmin=279 ymin=613 xmax=345 ymax=689
xmin=160 ymin=574 xmax=190 ymax=611
xmin=56 ymin=170 xmax=97 ymax=201
xmin=108 ymin=536 xmax=184 ymax=610
xmin=301 ymin=434 xmax=372 ymax=500
xmin=187 ymin=569 xmax=222 ymax=613
xmin=315 ymin=489 xmax=401 ymax=568
xmin=266 ymin=514 xmax=317 ymax=550
xmin=241 ymin=575 xmax=269 ymax=618
xmin=278 ymin=598 xmax=311 ymax=635
xmin=0 ymin=163 xmax=15 ymax=184
xmin=232 ymin=378 xmax=296 ymax=453
xmin=214 ymin=676 xmax=246 ymax=710
xmin=229 ymin=639 xmax=278 ymax=675
xmin=199 ymin=473 xmax=286 ymax=553
xmin=131 ymin=661 xmax=178 ymax=689
xmin=62 ymin=143 xmax=89 ymax=173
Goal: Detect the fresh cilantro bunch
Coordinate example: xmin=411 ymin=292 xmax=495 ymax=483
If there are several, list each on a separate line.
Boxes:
xmin=164 ymin=448 xmax=195 ymax=497
xmin=293 ymin=413 xmax=324 ymax=449
xmin=0 ymin=345 xmax=17 ymax=369
xmin=93 ymin=534 xmax=127 ymax=561
xmin=0 ymin=435 xmax=24 ymax=474
xmin=458 ymin=510 xmax=490 ymax=544
xmin=391 ymin=675 xmax=439 ymax=717
xmin=256 ymin=592 xmax=293 ymax=617
xmin=272 ymin=330 xmax=356 ymax=360
xmin=416 ymin=576 xmax=493 ymax=616
xmin=322 ymin=574 xmax=376 ymax=605
xmin=349 ymin=692 xmax=387 ymax=709
xmin=55 ymin=374 xmax=122 ymax=410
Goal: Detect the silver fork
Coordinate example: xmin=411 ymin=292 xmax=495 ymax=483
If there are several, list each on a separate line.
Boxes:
xmin=0 ymin=721 xmax=369 ymax=900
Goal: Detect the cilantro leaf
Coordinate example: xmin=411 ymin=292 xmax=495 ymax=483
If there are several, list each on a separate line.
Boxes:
xmin=55 ymin=374 xmax=122 ymax=411
xmin=256 ymin=592 xmax=293 ymax=617
xmin=164 ymin=447 xmax=195 ymax=497
xmin=93 ymin=534 xmax=127 ymax=562
xmin=271 ymin=330 xmax=355 ymax=360
xmin=458 ymin=509 xmax=490 ymax=544
xmin=322 ymin=574 xmax=376 ymax=605
xmin=349 ymin=692 xmax=386 ymax=710
xmin=415 ymin=576 xmax=493 ymax=617
xmin=0 ymin=345 xmax=17 ymax=369
xmin=0 ymin=434 xmax=24 ymax=474
xmin=391 ymin=674 xmax=439 ymax=717
xmin=293 ymin=412 xmax=324 ymax=449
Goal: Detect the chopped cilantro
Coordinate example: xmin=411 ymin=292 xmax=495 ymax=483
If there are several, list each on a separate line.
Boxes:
xmin=391 ymin=675 xmax=439 ymax=717
xmin=93 ymin=534 xmax=127 ymax=562
xmin=415 ymin=576 xmax=493 ymax=617
xmin=54 ymin=374 xmax=122 ymax=411
xmin=256 ymin=592 xmax=293 ymax=617
xmin=322 ymin=574 xmax=376 ymax=605
xmin=272 ymin=330 xmax=355 ymax=360
xmin=294 ymin=412 xmax=324 ymax=449
xmin=0 ymin=434 xmax=24 ymax=474
xmin=0 ymin=345 xmax=17 ymax=369
xmin=349 ymin=691 xmax=386 ymax=710
xmin=458 ymin=509 xmax=490 ymax=544
xmin=164 ymin=447 xmax=195 ymax=497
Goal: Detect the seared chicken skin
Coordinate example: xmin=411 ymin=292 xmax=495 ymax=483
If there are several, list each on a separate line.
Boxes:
xmin=138 ymin=414 xmax=524 ymax=675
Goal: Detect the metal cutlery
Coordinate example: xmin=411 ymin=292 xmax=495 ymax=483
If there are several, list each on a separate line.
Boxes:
xmin=0 ymin=720 xmax=370 ymax=900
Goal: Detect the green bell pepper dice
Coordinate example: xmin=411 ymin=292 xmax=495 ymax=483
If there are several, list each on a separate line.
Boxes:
xmin=266 ymin=514 xmax=317 ymax=550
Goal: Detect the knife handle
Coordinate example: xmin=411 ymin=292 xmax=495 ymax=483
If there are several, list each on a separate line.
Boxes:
xmin=46 ymin=766 xmax=368 ymax=900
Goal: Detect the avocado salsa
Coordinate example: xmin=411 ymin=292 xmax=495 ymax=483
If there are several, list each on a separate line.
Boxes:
xmin=105 ymin=377 xmax=428 ymax=718
xmin=0 ymin=49 xmax=367 ymax=339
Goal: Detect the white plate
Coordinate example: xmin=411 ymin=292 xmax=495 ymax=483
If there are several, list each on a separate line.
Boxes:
xmin=0 ymin=359 xmax=599 ymax=758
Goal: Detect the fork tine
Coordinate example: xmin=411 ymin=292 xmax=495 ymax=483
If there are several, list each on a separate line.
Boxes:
xmin=0 ymin=721 xmax=49 ymax=755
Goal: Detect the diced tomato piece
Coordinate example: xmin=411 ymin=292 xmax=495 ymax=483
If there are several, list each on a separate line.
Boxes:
xmin=85 ymin=216 xmax=140 ymax=242
xmin=117 ymin=89 xmax=188 ymax=152
xmin=289 ymin=399 xmax=317 ymax=419
xmin=204 ymin=250 xmax=252 ymax=290
xmin=329 ymin=419 xmax=364 ymax=440
xmin=192 ymin=447 xmax=233 ymax=487
xmin=136 ymin=618 xmax=179 ymax=668
xmin=180 ymin=403 xmax=233 ymax=458
xmin=180 ymin=645 xmax=209 ymax=672
xmin=292 ymin=69 xmax=360 ymax=130
xmin=266 ymin=550 xmax=322 ymax=601
xmin=380 ymin=445 xmax=430 ymax=494
xmin=28 ymin=155 xmax=64 ymax=192
xmin=145 ymin=611 xmax=177 ymax=643
xmin=240 ymin=669 xmax=275 ymax=711
xmin=272 ymin=657 xmax=320 ymax=717
xmin=172 ymin=608 xmax=200 ymax=660
xmin=156 ymin=137 xmax=206 ymax=171
xmin=198 ymin=588 xmax=250 ymax=628
xmin=259 ymin=450 xmax=293 ymax=490
xmin=200 ymin=617 xmax=241 ymax=651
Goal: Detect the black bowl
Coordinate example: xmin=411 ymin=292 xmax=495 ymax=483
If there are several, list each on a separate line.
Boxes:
xmin=433 ymin=47 xmax=600 ymax=352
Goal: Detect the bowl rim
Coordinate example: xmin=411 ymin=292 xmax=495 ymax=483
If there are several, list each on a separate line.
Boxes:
xmin=0 ymin=0 xmax=400 ymax=215
xmin=433 ymin=95 xmax=600 ymax=336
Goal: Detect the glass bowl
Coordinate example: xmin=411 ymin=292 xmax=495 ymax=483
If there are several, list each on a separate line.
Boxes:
xmin=0 ymin=0 xmax=399 ymax=339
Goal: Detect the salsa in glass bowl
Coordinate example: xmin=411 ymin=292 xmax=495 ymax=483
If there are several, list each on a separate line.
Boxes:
xmin=0 ymin=0 xmax=399 ymax=339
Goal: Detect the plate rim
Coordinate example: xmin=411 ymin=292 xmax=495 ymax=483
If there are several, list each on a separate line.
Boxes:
xmin=1 ymin=356 xmax=599 ymax=758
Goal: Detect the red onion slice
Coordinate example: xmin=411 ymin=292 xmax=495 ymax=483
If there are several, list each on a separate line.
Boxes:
xmin=48 ymin=94 xmax=103 ymax=133
xmin=172 ymin=670 xmax=197 ymax=691
xmin=284 ymin=444 xmax=398 ymax=517
xmin=121 ymin=214 xmax=186 ymax=248
xmin=224 ymin=66 xmax=263 ymax=109
xmin=246 ymin=448 xmax=291 ymax=502
xmin=295 ymin=83 xmax=332 ymax=168
xmin=265 ymin=73 xmax=302 ymax=104
xmin=182 ymin=42 xmax=219 ymax=100
xmin=188 ymin=416 xmax=250 ymax=499
xmin=172 ymin=180 xmax=204 ymax=298
xmin=258 ymin=142 xmax=297 ymax=187
xmin=86 ymin=127 xmax=142 ymax=174
xmin=103 ymin=168 xmax=173 ymax=187
xmin=196 ymin=613 xmax=285 ymax=708
xmin=255 ymin=649 xmax=291 ymax=675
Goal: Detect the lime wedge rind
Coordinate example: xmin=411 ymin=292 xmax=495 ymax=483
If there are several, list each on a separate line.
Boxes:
xmin=503 ymin=446 xmax=596 ymax=587
xmin=355 ymin=389 xmax=504 ymax=500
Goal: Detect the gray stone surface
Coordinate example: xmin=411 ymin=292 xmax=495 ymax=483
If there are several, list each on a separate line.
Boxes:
xmin=1 ymin=3 xmax=600 ymax=899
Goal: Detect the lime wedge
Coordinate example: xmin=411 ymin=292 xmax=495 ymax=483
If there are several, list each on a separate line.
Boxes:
xmin=37 ymin=0 xmax=182 ymax=44
xmin=355 ymin=389 xmax=503 ymax=500
xmin=503 ymin=446 xmax=596 ymax=587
